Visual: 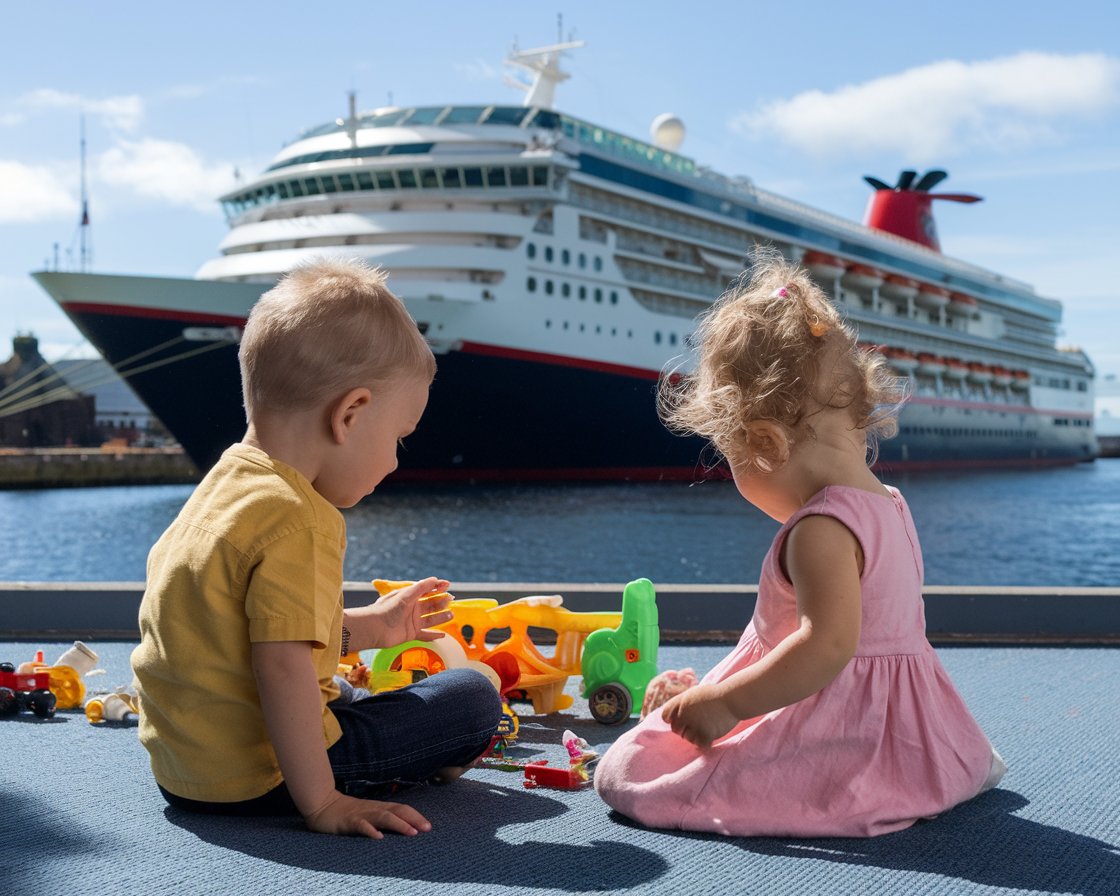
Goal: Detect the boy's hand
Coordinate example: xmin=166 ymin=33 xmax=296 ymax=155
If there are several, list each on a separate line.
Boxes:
xmin=661 ymin=683 xmax=740 ymax=750
xmin=356 ymin=576 xmax=453 ymax=649
xmin=305 ymin=790 xmax=432 ymax=839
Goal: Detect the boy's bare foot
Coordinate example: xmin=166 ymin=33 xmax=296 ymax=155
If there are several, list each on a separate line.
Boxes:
xmin=429 ymin=765 xmax=468 ymax=784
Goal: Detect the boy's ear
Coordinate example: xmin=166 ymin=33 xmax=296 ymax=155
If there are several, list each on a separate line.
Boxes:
xmin=745 ymin=420 xmax=790 ymax=472
xmin=329 ymin=387 xmax=372 ymax=445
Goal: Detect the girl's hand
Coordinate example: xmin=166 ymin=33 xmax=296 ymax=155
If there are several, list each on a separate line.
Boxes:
xmin=661 ymin=683 xmax=741 ymax=749
xmin=305 ymin=791 xmax=432 ymax=839
xmin=354 ymin=577 xmax=454 ymax=649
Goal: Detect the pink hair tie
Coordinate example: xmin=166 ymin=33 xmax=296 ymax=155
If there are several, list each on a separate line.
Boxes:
xmin=771 ymin=286 xmax=790 ymax=299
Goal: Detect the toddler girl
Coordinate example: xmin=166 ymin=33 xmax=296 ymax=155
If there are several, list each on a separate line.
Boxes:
xmin=594 ymin=251 xmax=1005 ymax=837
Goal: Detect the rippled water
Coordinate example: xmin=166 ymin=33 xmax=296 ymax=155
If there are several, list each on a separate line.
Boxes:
xmin=0 ymin=461 xmax=1116 ymax=586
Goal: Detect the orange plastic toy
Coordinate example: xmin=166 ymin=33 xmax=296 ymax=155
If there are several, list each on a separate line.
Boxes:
xmin=371 ymin=580 xmax=626 ymax=715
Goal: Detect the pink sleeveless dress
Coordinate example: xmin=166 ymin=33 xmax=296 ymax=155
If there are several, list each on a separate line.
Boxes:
xmin=594 ymin=485 xmax=998 ymax=837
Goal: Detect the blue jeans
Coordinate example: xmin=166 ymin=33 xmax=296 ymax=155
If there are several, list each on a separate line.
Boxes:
xmin=328 ymin=667 xmax=502 ymax=794
xmin=159 ymin=668 xmax=501 ymax=816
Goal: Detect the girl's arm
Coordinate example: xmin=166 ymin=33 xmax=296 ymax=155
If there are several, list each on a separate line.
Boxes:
xmin=252 ymin=640 xmax=433 ymax=838
xmin=662 ymin=513 xmax=862 ymax=748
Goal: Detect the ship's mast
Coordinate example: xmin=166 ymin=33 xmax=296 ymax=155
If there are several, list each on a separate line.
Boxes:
xmin=505 ymin=28 xmax=584 ymax=109
xmin=78 ymin=115 xmax=91 ymax=272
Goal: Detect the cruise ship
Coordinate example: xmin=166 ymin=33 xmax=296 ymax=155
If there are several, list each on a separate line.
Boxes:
xmin=33 ymin=40 xmax=1097 ymax=480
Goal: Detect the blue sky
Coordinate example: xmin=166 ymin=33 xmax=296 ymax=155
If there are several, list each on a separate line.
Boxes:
xmin=2 ymin=1 xmax=1118 ymax=380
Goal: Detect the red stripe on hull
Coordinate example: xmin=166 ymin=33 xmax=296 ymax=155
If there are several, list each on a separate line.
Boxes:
xmin=459 ymin=341 xmax=659 ymax=381
xmin=60 ymin=301 xmax=247 ymax=327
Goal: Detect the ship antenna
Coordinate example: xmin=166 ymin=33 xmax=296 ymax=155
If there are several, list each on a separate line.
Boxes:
xmin=68 ymin=117 xmax=91 ymax=274
xmin=346 ymin=90 xmax=358 ymax=149
xmin=504 ymin=32 xmax=584 ymax=109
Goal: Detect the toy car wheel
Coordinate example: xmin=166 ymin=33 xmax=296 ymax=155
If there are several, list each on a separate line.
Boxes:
xmin=589 ymin=683 xmax=632 ymax=725
xmin=0 ymin=686 xmax=17 ymax=716
xmin=28 ymin=689 xmax=57 ymax=719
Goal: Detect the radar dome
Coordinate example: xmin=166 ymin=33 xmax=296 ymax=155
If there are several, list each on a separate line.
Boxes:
xmin=650 ymin=114 xmax=685 ymax=152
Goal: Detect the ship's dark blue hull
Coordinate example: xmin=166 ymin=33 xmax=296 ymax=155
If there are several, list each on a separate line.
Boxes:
xmin=60 ymin=305 xmax=1094 ymax=480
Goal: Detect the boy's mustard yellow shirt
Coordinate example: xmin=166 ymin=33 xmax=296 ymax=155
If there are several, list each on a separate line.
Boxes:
xmin=132 ymin=443 xmax=346 ymax=802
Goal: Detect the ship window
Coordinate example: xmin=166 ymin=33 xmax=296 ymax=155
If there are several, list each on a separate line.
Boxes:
xmin=320 ymin=176 xmax=339 ymax=193
xmin=368 ymin=109 xmax=408 ymax=127
xmin=561 ymin=249 xmax=570 ymax=265
xmin=578 ymin=253 xmax=586 ymax=268
xmin=378 ymin=171 xmax=398 ymax=189
xmin=441 ymin=168 xmax=462 ymax=189
xmin=302 ymin=178 xmax=322 ymax=195
xmin=545 ymin=247 xmax=554 ymax=262
xmin=526 ymin=243 xmax=536 ymax=259
xmin=442 ymin=105 xmax=489 ymax=124
xmin=485 ymin=106 xmax=530 ymax=126
xmin=594 ymin=257 xmax=603 ymax=271
xmin=387 ymin=142 xmax=435 ymax=156
xmin=509 ymin=167 xmax=530 ymax=187
xmin=532 ymin=166 xmax=548 ymax=186
xmin=669 ymin=334 xmax=678 ymax=346
xmin=563 ymin=321 xmax=569 ymax=330
xmin=356 ymin=172 xmax=374 ymax=190
xmin=397 ymin=170 xmax=417 ymax=189
xmin=486 ymin=167 xmax=507 ymax=187
xmin=463 ymin=167 xmax=484 ymax=187
xmin=594 ymin=288 xmax=603 ymax=302
xmin=419 ymin=168 xmax=440 ymax=189
xmin=561 ymin=283 xmax=571 ymax=297
xmin=527 ymin=277 xmax=537 ymax=292
xmin=655 ymin=332 xmax=663 ymax=344
xmin=528 ymin=109 xmax=561 ymax=130
xmin=288 ymin=180 xmax=304 ymax=197
xmin=578 ymin=286 xmax=587 ymax=300
xmin=403 ymin=107 xmax=445 ymax=125
xmin=276 ymin=182 xmax=290 ymax=199
xmin=610 ymin=291 xmax=618 ymax=304
xmin=545 ymin=280 xmax=554 ymax=295
xmin=337 ymin=173 xmax=355 ymax=191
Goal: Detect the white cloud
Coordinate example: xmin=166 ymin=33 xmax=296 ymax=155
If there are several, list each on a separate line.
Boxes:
xmin=456 ymin=59 xmax=500 ymax=82
xmin=15 ymin=88 xmax=144 ymax=132
xmin=0 ymin=160 xmax=74 ymax=222
xmin=734 ymin=52 xmax=1120 ymax=162
xmin=97 ymin=138 xmax=237 ymax=212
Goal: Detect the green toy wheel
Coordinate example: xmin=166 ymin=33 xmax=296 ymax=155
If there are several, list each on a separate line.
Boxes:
xmin=589 ymin=683 xmax=632 ymax=725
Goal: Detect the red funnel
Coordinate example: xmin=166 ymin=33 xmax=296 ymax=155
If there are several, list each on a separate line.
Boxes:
xmin=862 ymin=171 xmax=981 ymax=252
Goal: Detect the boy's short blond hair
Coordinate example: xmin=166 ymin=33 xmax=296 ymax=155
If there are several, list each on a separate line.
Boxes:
xmin=238 ymin=258 xmax=435 ymax=418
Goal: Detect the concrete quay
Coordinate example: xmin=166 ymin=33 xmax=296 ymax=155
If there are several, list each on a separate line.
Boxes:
xmin=0 ymin=446 xmax=199 ymax=488
xmin=2 ymin=581 xmax=1117 ymax=643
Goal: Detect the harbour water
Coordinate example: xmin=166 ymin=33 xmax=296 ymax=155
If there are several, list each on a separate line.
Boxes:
xmin=1 ymin=460 xmax=1116 ymax=587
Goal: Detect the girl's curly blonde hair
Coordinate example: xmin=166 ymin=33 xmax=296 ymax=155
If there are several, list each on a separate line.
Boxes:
xmin=659 ymin=248 xmax=906 ymax=472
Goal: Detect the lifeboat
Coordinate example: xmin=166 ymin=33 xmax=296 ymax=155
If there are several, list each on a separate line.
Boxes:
xmin=801 ymin=250 xmax=846 ymax=282
xmin=915 ymin=283 xmax=951 ymax=309
xmin=841 ymin=262 xmax=885 ymax=291
xmin=950 ymin=291 xmax=979 ymax=314
xmin=879 ymin=274 xmax=920 ymax=304
xmin=991 ymin=366 xmax=1014 ymax=386
xmin=886 ymin=347 xmax=919 ymax=372
xmin=943 ymin=358 xmax=968 ymax=379
xmin=1011 ymin=370 xmax=1031 ymax=389
xmin=916 ymin=352 xmax=947 ymax=375
xmin=967 ymin=362 xmax=993 ymax=383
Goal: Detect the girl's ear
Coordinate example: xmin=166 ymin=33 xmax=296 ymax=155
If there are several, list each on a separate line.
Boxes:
xmin=745 ymin=420 xmax=790 ymax=472
xmin=329 ymin=387 xmax=372 ymax=445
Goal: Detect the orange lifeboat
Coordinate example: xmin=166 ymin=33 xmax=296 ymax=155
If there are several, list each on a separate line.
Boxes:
xmin=917 ymin=352 xmax=947 ymax=375
xmin=943 ymin=358 xmax=968 ymax=379
xmin=915 ymin=283 xmax=951 ymax=309
xmin=880 ymin=274 xmax=919 ymax=304
xmin=1011 ymin=370 xmax=1031 ymax=389
xmin=967 ymin=362 xmax=993 ymax=383
xmin=886 ymin=347 xmax=919 ymax=372
xmin=992 ymin=366 xmax=1014 ymax=386
xmin=801 ymin=250 xmax=846 ymax=282
xmin=841 ymin=263 xmax=885 ymax=291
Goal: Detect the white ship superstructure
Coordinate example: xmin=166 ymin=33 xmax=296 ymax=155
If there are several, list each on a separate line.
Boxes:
xmin=33 ymin=40 xmax=1096 ymax=477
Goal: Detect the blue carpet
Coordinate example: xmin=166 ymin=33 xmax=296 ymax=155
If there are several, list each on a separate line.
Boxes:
xmin=1 ymin=641 xmax=1117 ymax=895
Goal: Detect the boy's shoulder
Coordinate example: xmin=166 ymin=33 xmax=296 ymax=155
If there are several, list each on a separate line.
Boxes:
xmin=177 ymin=443 xmax=343 ymax=549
